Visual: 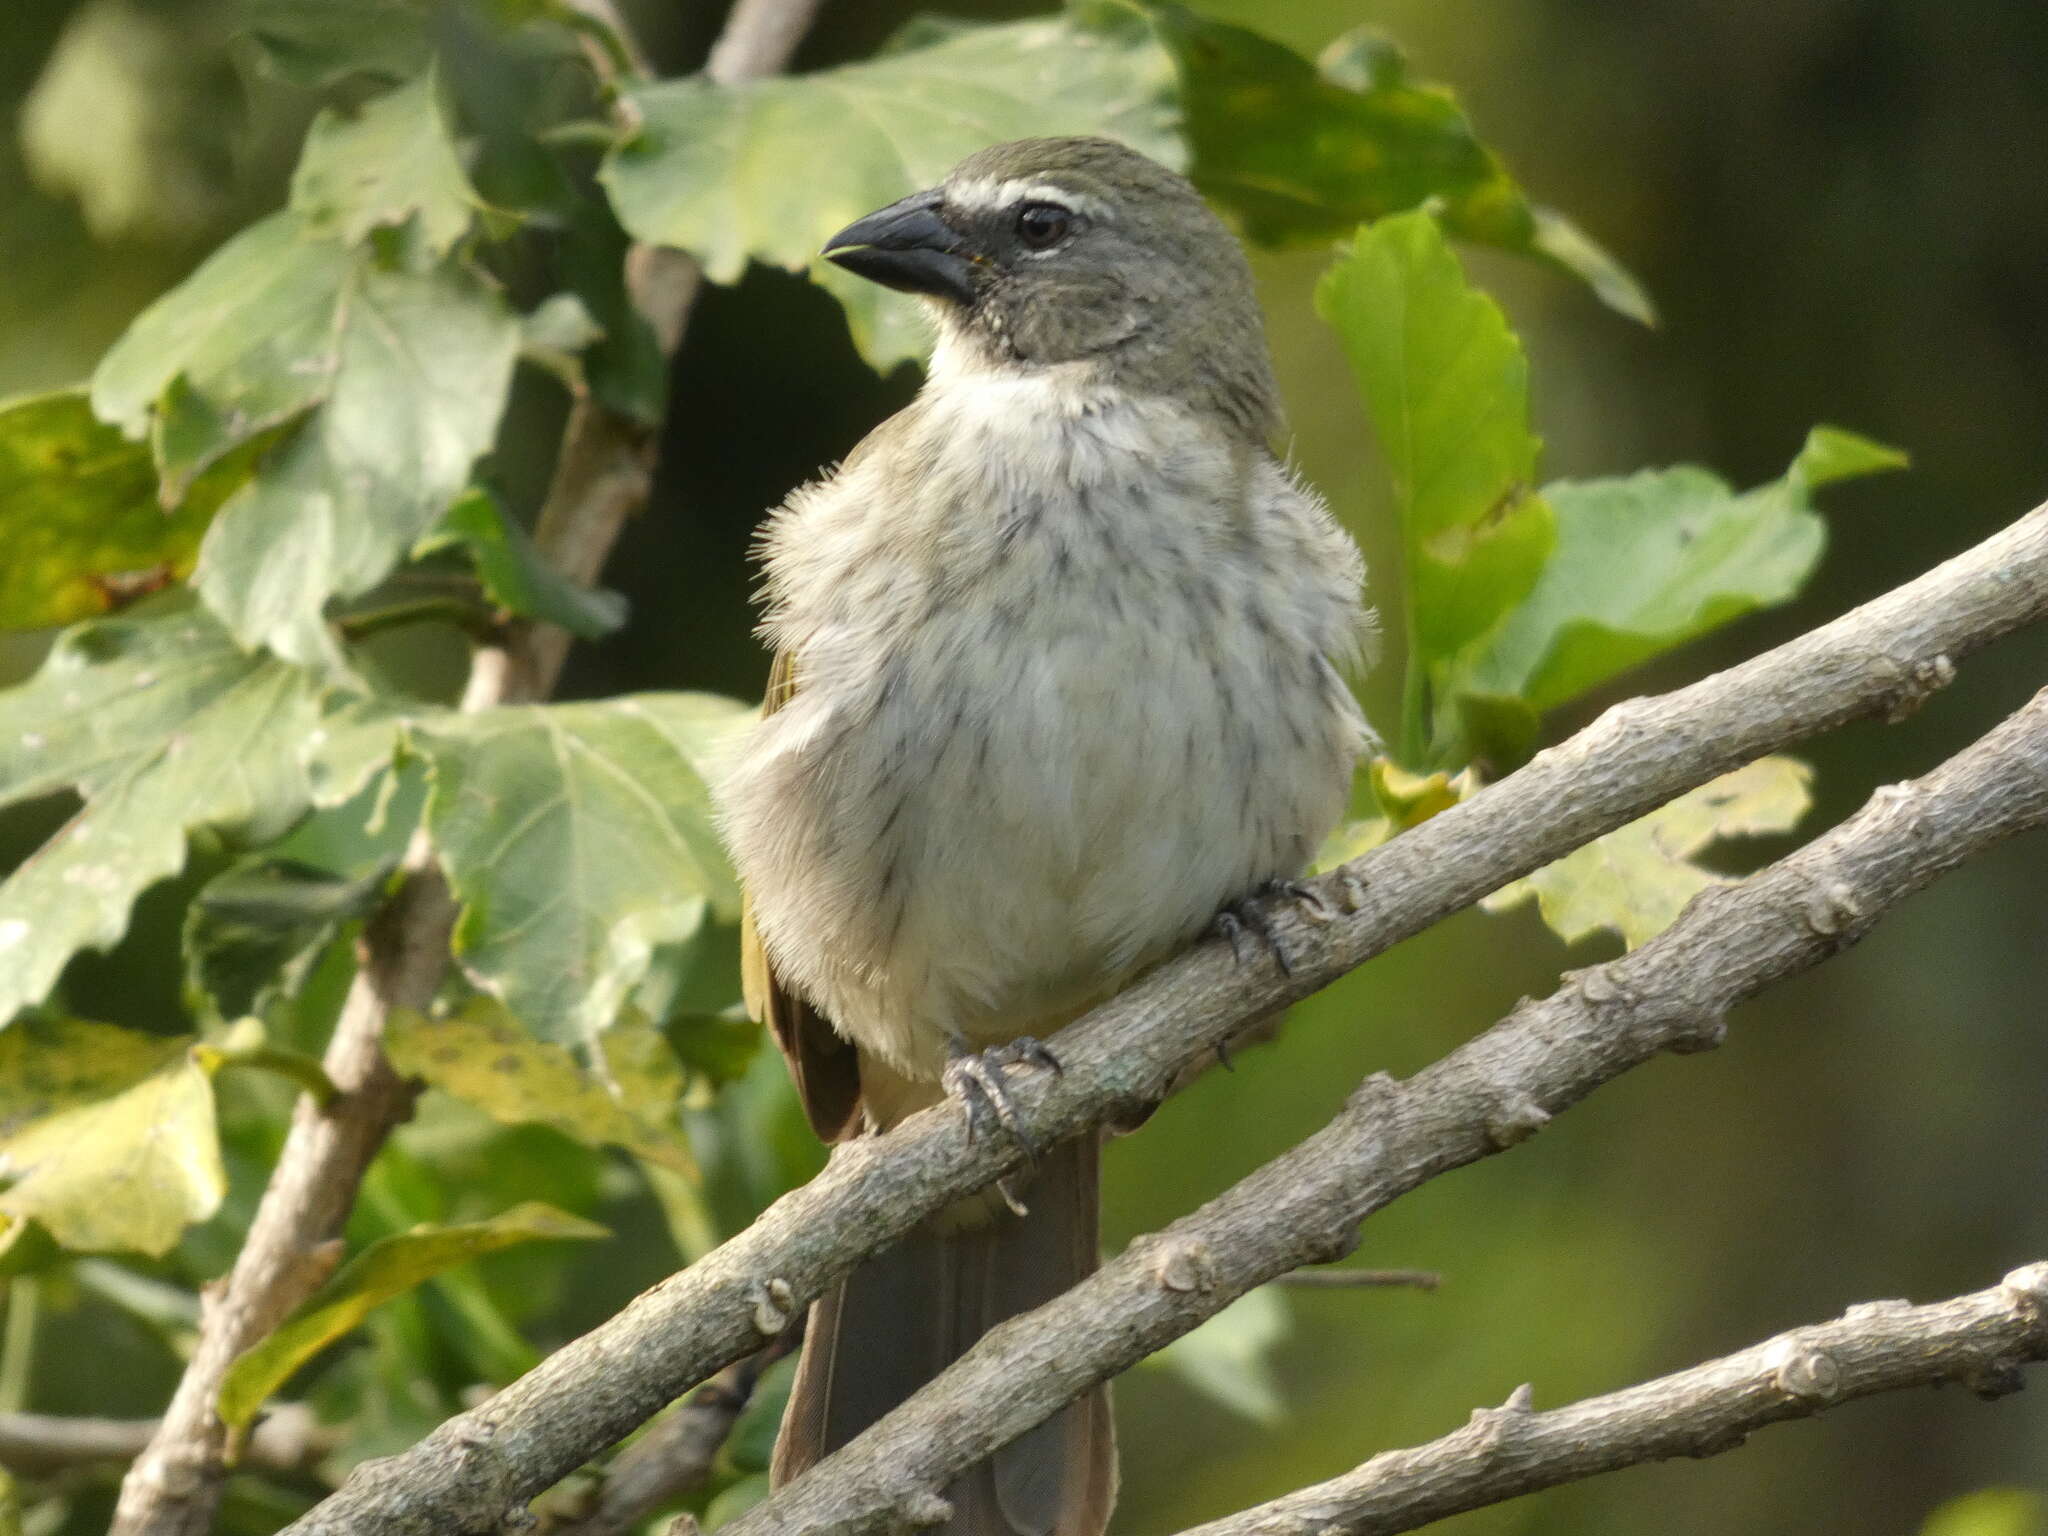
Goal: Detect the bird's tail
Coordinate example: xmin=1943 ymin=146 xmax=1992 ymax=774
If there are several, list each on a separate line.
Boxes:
xmin=771 ymin=1133 xmax=1115 ymax=1536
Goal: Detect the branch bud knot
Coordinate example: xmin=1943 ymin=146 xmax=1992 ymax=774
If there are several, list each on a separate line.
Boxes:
xmin=1764 ymin=1339 xmax=1841 ymax=1403
xmin=1464 ymin=1383 xmax=1535 ymax=1457
xmin=1150 ymin=1237 xmax=1218 ymax=1294
xmin=1885 ymin=652 xmax=1956 ymax=722
xmin=1484 ymin=1097 xmax=1550 ymax=1148
xmin=1802 ymin=880 xmax=1865 ymax=939
xmin=1999 ymin=1262 xmax=2048 ymax=1317
xmin=750 ymin=1277 xmax=797 ymax=1336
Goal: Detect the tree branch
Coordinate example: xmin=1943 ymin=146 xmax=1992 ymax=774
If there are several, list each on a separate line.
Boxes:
xmin=724 ymin=684 xmax=2048 ymax=1536
xmin=1174 ymin=1263 xmax=2048 ymax=1536
xmin=276 ymin=505 xmax=2048 ymax=1536
xmin=0 ymin=1406 xmax=335 ymax=1480
xmin=106 ymin=5 xmax=828 ymax=1531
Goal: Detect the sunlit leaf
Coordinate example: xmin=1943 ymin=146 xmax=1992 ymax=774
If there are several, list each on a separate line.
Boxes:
xmin=1318 ymin=210 xmax=1554 ymax=763
xmin=0 ymin=1017 xmax=223 ymax=1256
xmin=386 ymin=998 xmax=694 ymax=1171
xmin=1483 ymin=757 xmax=1812 ymax=948
xmin=91 ymin=212 xmax=520 ymax=664
xmin=183 ymin=856 xmax=393 ymax=1026
xmin=414 ymin=694 xmax=751 ymax=1045
xmin=601 ymin=0 xmax=1181 ymax=370
xmin=289 ymin=67 xmax=481 ymax=257
xmin=423 ymin=487 xmax=626 ymax=640
xmin=1449 ymin=428 xmax=1908 ymax=759
xmin=217 ymin=1201 xmax=606 ymax=1426
xmin=0 ymin=607 xmax=332 ymax=1024
xmin=1147 ymin=1284 xmax=1290 ymax=1424
xmin=0 ymin=391 xmax=245 ymax=631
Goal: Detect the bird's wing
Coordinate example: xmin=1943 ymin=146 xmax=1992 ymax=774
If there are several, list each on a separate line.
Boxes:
xmin=740 ymin=648 xmax=864 ymax=1142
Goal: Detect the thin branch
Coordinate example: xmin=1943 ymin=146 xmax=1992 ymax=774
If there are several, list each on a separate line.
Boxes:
xmin=278 ymin=506 xmax=2048 ymax=1536
xmin=105 ymin=3 xmax=829 ymax=1529
xmin=548 ymin=1329 xmax=800 ymax=1536
xmin=1 ymin=1405 xmax=335 ymax=1481
xmin=1272 ymin=1268 xmax=1442 ymax=1292
xmin=720 ymin=685 xmax=2048 ymax=1536
xmin=1174 ymin=1263 xmax=2048 ymax=1536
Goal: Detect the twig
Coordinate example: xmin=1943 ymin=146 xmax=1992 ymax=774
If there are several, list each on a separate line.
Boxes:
xmin=1173 ymin=1264 xmax=2048 ymax=1536
xmin=278 ymin=506 xmax=2048 ymax=1536
xmin=106 ymin=4 xmax=829 ymax=1530
xmin=717 ymin=686 xmax=2048 ymax=1536
xmin=1272 ymin=1268 xmax=1441 ymax=1291
xmin=550 ymin=1327 xmax=802 ymax=1536
xmin=2 ymin=1405 xmax=335 ymax=1481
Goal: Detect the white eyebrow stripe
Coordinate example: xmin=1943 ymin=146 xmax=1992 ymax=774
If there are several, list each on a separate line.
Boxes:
xmin=944 ymin=176 xmax=1114 ymax=221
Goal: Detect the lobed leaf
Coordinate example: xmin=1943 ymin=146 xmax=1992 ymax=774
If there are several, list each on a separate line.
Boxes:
xmin=1160 ymin=13 xmax=1650 ymax=323
xmin=386 ymin=998 xmax=695 ymax=1171
xmin=0 ymin=607 xmax=331 ymax=1024
xmin=91 ymin=212 xmax=520 ymax=664
xmin=414 ymin=694 xmax=751 ymax=1046
xmin=601 ymin=0 xmax=1183 ymax=369
xmin=1483 ymin=756 xmax=1813 ymax=948
xmin=217 ymin=1201 xmax=606 ymax=1427
xmin=1446 ymin=427 xmax=1907 ymax=764
xmin=0 ymin=1016 xmax=224 ymax=1256
xmin=288 ymin=67 xmax=482 ymax=257
xmin=1317 ymin=210 xmax=1555 ymax=761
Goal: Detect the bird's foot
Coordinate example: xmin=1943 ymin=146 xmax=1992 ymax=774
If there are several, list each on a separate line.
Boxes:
xmin=942 ymin=1036 xmax=1062 ymax=1159
xmin=1211 ymin=879 xmax=1334 ymax=978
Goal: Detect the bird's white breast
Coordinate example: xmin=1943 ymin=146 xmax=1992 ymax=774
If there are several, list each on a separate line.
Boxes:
xmin=719 ymin=365 xmax=1368 ymax=1080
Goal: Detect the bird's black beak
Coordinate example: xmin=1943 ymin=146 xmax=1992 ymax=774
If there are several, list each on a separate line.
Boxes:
xmin=822 ymin=189 xmax=977 ymax=304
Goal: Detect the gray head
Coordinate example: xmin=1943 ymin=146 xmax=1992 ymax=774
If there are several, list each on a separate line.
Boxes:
xmin=824 ymin=137 xmax=1280 ymax=441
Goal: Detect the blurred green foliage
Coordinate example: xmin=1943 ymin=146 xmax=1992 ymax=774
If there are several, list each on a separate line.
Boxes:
xmin=0 ymin=1 xmax=2045 ymax=1534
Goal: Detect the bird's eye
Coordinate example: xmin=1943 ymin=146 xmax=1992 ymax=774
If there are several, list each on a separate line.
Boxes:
xmin=1015 ymin=202 xmax=1073 ymax=250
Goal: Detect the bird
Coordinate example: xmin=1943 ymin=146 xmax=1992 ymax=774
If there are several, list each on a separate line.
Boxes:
xmin=716 ymin=135 xmax=1373 ymax=1536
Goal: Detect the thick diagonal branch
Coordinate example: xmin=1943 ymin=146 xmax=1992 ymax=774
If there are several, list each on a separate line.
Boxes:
xmin=727 ymin=685 xmax=2048 ymax=1536
xmin=106 ymin=6 xmax=824 ymax=1533
xmin=1175 ymin=1263 xmax=2048 ymax=1536
xmin=279 ymin=506 xmax=2048 ymax=1536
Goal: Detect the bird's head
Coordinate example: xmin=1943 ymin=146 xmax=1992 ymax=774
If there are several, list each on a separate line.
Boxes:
xmin=823 ymin=136 xmax=1278 ymax=438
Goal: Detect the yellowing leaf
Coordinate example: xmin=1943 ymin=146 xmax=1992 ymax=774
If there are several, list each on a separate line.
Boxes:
xmin=1484 ymin=757 xmax=1813 ymax=948
xmin=217 ymin=1201 xmax=607 ymax=1427
xmin=0 ymin=1017 xmax=223 ymax=1256
xmin=386 ymin=1000 xmax=694 ymax=1172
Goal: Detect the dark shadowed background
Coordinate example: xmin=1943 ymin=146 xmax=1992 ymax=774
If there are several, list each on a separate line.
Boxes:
xmin=3 ymin=1 xmax=2045 ymax=1532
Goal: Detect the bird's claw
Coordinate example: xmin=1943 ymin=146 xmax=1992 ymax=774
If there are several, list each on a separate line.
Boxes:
xmin=1211 ymin=879 xmax=1330 ymax=977
xmin=942 ymin=1036 xmax=1061 ymax=1160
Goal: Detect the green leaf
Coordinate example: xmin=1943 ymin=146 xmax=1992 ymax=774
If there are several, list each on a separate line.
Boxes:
xmin=414 ymin=694 xmax=752 ymax=1045
xmin=91 ymin=213 xmax=521 ymax=663
xmin=0 ymin=1017 xmax=224 ymax=1256
xmin=0 ymin=391 xmax=240 ymax=631
xmin=288 ymin=68 xmax=482 ymax=258
xmin=1920 ymin=1489 xmax=2048 ymax=1536
xmin=1148 ymin=1284 xmax=1290 ymax=1424
xmin=1483 ymin=756 xmax=1812 ymax=948
xmin=236 ymin=0 xmax=433 ymax=87
xmin=0 ymin=607 xmax=333 ymax=1024
xmin=217 ymin=1201 xmax=606 ymax=1426
xmin=182 ymin=856 xmax=393 ymax=1027
xmin=1449 ymin=427 xmax=1908 ymax=741
xmin=665 ymin=1012 xmax=763 ymax=1090
xmin=1158 ymin=13 xmax=1650 ymax=323
xmin=1317 ymin=210 xmax=1555 ymax=762
xmin=386 ymin=998 xmax=695 ymax=1171
xmin=601 ymin=0 xmax=1182 ymax=370
xmin=424 ymin=488 xmax=626 ymax=640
